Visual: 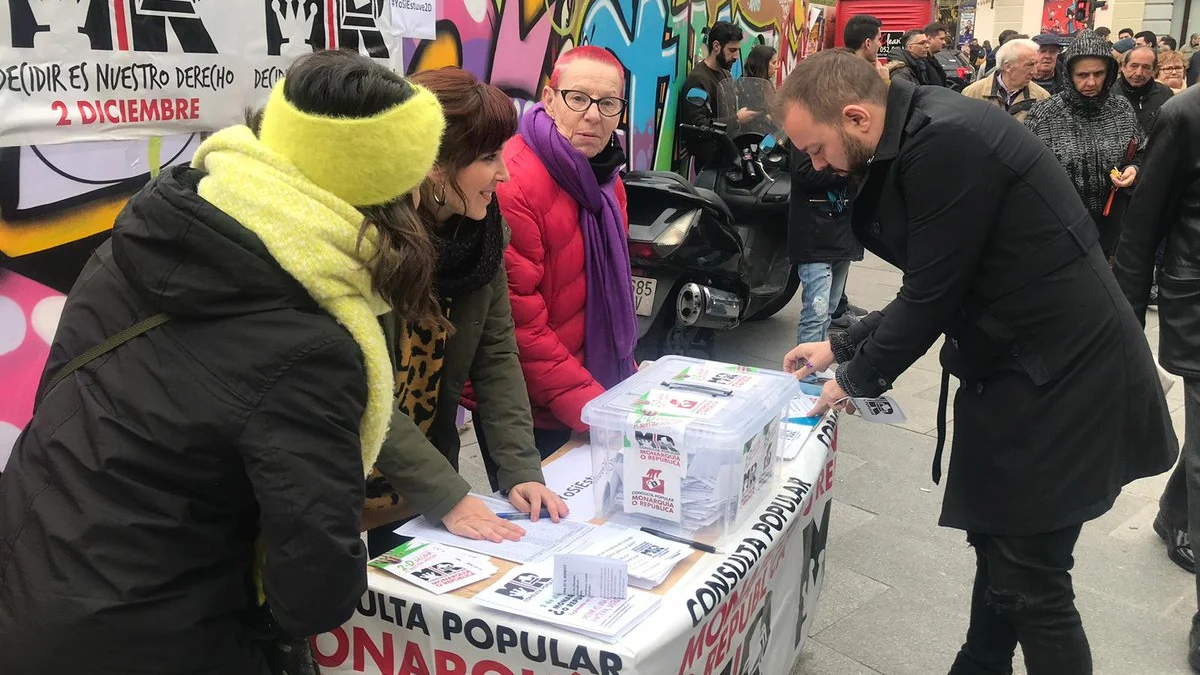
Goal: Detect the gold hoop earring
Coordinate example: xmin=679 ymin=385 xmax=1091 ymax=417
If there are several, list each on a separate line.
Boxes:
xmin=433 ymin=182 xmax=447 ymax=207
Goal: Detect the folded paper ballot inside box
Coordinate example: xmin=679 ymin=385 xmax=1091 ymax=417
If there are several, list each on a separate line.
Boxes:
xmin=582 ymin=357 xmax=797 ymax=540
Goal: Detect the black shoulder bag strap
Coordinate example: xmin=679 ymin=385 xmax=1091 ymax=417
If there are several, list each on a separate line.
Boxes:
xmin=35 ymin=313 xmax=171 ymax=410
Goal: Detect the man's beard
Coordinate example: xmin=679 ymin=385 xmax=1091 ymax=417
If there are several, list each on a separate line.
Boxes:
xmin=839 ymin=127 xmax=875 ymax=180
xmin=716 ymin=49 xmax=735 ymax=70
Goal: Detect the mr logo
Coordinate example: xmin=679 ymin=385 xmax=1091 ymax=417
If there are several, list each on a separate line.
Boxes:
xmin=634 ymin=430 xmax=676 ymax=453
xmin=865 ymin=399 xmax=894 ymax=416
xmin=8 ymin=0 xmax=217 ymax=53
xmin=264 ymin=0 xmax=390 ymax=58
xmin=641 ymin=469 xmax=666 ymax=494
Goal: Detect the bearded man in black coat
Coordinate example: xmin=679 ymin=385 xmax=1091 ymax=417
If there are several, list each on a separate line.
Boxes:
xmin=776 ymin=49 xmax=1177 ymax=675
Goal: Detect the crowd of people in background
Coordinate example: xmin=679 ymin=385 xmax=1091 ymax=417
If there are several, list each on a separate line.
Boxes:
xmin=2 ymin=11 xmax=1198 ymax=675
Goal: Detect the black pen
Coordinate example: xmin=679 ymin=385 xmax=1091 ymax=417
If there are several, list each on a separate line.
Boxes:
xmin=640 ymin=527 xmax=721 ymax=554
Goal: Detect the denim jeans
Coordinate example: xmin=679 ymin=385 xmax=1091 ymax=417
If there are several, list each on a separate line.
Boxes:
xmin=1156 ymin=380 xmax=1200 ymax=600
xmin=949 ymin=525 xmax=1092 ymax=675
xmin=796 ymin=260 xmax=850 ymax=344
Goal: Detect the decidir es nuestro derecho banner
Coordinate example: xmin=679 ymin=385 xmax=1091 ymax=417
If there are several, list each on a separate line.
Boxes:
xmin=0 ymin=0 xmax=407 ymax=147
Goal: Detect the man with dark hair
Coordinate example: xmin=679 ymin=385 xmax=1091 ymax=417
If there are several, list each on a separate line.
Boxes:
xmin=923 ymin=22 xmax=951 ymax=87
xmin=1096 ymin=26 xmax=1113 ymax=52
xmin=1161 ymin=35 xmax=1178 ymax=51
xmin=677 ymin=21 xmax=754 ymax=168
xmin=1119 ymin=45 xmax=1174 ymax=133
xmin=998 ymin=29 xmax=1020 ymax=45
xmin=843 ymin=14 xmax=890 ymax=81
xmin=777 ymin=48 xmax=1175 ymax=675
xmin=887 ymin=29 xmax=937 ymax=85
xmin=1135 ymin=30 xmax=1158 ymax=47
xmin=1119 ymin=27 xmax=1135 ymax=40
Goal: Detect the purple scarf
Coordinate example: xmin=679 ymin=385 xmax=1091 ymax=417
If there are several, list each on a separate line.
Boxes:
xmin=519 ymin=103 xmax=637 ymax=389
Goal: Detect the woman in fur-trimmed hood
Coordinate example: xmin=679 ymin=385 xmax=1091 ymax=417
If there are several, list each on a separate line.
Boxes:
xmin=1025 ymin=29 xmax=1145 ymax=258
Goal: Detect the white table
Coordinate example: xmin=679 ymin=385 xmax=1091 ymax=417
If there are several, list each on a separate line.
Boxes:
xmin=313 ymin=413 xmax=840 ymax=675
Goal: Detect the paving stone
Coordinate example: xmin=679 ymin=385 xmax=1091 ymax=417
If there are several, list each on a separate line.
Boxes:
xmin=813 ymin=587 xmax=970 ymax=675
xmin=807 ymin=558 xmax=891 ymax=635
xmin=826 ymin=500 xmax=878 ymax=544
xmin=791 ymin=639 xmax=884 ymax=675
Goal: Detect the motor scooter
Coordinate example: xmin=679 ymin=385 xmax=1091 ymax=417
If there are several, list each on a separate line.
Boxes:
xmin=625 ymin=78 xmax=798 ymax=360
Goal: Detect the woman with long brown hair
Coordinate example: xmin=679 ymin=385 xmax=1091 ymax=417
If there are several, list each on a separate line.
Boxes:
xmin=364 ymin=66 xmax=567 ymax=556
xmin=0 ymin=50 xmax=445 ymax=674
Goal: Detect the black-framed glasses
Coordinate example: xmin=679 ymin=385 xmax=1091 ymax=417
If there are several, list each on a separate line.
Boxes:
xmin=558 ymin=89 xmax=627 ymax=117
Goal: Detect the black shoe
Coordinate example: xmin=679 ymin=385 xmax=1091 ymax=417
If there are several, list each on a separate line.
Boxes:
xmin=1154 ymin=513 xmax=1195 ymax=573
xmin=845 ymin=302 xmax=869 ymax=318
xmin=1189 ymin=615 xmax=1200 ymax=672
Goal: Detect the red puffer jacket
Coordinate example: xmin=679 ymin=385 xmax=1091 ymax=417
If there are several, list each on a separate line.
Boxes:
xmin=489 ymin=134 xmax=628 ymax=432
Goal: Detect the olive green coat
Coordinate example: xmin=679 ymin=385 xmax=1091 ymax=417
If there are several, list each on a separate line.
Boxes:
xmin=374 ymin=234 xmax=544 ymax=524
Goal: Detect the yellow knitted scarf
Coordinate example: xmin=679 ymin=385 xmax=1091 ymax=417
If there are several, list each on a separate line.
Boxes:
xmin=192 ymin=126 xmax=394 ymax=599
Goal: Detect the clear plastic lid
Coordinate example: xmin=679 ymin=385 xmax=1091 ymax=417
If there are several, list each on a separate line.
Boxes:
xmin=581 ymin=356 xmax=799 ymax=450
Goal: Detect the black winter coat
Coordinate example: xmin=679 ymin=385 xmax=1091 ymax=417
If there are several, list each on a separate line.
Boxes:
xmin=788 ymin=148 xmax=864 ymax=264
xmin=832 ymin=81 xmax=1177 ymax=535
xmin=0 ymin=167 xmax=369 ymax=675
xmin=1117 ymin=76 xmax=1174 ymax=135
xmin=1115 ymin=86 xmax=1200 ymax=379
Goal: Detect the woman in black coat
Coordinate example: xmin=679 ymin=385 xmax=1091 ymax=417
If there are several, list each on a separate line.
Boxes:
xmin=780 ymin=51 xmax=1176 ymax=674
xmin=0 ymin=51 xmax=445 ymax=675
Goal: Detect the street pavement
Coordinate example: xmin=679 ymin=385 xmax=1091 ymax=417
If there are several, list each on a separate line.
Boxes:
xmin=459 ymin=253 xmax=1194 ymax=674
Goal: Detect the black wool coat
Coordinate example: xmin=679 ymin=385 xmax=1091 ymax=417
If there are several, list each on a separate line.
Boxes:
xmin=832 ymin=81 xmax=1177 ymax=535
xmin=0 ymin=167 xmax=369 ymax=675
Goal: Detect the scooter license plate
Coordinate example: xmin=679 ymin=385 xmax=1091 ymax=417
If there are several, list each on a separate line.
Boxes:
xmin=632 ymin=276 xmax=658 ymax=317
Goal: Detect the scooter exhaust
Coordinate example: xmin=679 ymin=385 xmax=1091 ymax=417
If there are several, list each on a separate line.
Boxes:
xmin=676 ymin=282 xmax=741 ymax=329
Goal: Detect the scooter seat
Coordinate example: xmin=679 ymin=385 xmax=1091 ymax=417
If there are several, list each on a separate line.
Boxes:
xmin=625 ymin=170 xmax=735 ymax=225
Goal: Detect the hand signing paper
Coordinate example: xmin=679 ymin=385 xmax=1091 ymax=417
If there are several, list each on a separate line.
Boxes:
xmin=508 ymin=482 xmax=569 ymax=523
xmin=442 ymin=495 xmax=525 ymax=543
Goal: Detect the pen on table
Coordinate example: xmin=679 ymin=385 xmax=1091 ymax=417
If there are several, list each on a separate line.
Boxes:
xmin=496 ymin=510 xmax=552 ymax=521
xmin=640 ymin=527 xmax=721 ymax=555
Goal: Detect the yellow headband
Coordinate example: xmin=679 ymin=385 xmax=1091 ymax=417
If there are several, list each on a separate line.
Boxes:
xmin=258 ymin=78 xmax=445 ymax=207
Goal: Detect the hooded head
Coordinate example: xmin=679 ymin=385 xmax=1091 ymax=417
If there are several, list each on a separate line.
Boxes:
xmin=1062 ymin=29 xmax=1118 ymax=112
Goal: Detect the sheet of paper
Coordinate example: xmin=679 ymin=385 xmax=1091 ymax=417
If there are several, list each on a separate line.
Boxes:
xmin=786 ymin=394 xmax=823 ymax=422
xmin=369 ymin=541 xmax=497 ymax=595
xmin=636 ymin=389 xmax=730 ymax=419
xmin=553 ymin=554 xmax=628 ymax=599
xmin=473 ymin=560 xmax=661 ymax=642
xmin=569 ymin=523 xmax=693 ymax=589
xmin=851 ymin=395 xmax=908 ymax=424
xmin=540 ymin=444 xmax=598 ymax=522
xmin=395 ymin=495 xmax=594 ymax=563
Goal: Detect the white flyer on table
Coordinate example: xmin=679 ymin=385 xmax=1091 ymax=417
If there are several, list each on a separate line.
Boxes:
xmin=571 ymin=523 xmax=693 ymax=589
xmin=474 ymin=561 xmax=661 ymax=642
xmin=553 ymin=554 xmax=628 ymax=599
xmin=369 ymin=541 xmax=496 ymax=595
xmin=540 ymin=444 xmax=598 ymax=522
xmin=395 ymin=495 xmax=594 ymax=563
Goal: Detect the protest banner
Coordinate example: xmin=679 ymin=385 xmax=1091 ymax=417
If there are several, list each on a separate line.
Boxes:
xmin=0 ymin=0 xmax=401 ymax=147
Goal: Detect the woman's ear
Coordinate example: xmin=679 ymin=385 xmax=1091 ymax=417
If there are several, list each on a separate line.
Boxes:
xmin=427 ymin=163 xmax=446 ymax=185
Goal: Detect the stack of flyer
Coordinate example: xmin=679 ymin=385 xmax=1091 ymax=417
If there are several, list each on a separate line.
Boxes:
xmin=370 ymin=541 xmax=497 ymax=595
xmin=572 ymin=523 xmax=693 ymax=589
xmin=473 ymin=560 xmax=661 ymax=642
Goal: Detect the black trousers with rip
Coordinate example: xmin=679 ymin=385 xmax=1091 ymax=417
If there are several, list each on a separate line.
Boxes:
xmin=948 ymin=525 xmax=1092 ymax=675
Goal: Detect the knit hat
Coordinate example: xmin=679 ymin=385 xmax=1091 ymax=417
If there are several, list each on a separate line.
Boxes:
xmin=258 ymin=78 xmax=445 ymax=207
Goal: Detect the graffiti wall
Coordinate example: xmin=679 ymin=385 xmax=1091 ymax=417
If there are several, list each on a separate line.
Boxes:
xmin=0 ymin=0 xmax=823 ymax=466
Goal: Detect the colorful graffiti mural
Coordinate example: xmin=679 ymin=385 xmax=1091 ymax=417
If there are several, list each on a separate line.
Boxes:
xmin=0 ymin=0 xmax=825 ymax=465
